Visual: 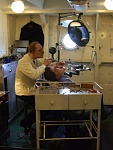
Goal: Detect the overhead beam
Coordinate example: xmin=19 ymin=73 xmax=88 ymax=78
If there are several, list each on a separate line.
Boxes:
xmin=5 ymin=9 xmax=113 ymax=15
xmin=40 ymin=14 xmax=47 ymax=24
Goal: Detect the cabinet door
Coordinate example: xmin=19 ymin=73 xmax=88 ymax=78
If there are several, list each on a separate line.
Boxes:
xmin=7 ymin=74 xmax=17 ymax=119
xmin=2 ymin=62 xmax=17 ymax=78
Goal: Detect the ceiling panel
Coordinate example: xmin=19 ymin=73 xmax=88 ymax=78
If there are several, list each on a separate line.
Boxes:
xmin=0 ymin=0 xmax=112 ymax=14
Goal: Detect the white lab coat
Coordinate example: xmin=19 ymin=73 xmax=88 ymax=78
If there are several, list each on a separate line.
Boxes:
xmin=15 ymin=53 xmax=46 ymax=96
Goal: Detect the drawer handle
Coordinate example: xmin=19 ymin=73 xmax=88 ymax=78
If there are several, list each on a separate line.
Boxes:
xmin=84 ymin=100 xmax=87 ymax=105
xmin=9 ymin=69 xmax=12 ymax=72
xmin=50 ymin=101 xmax=54 ymax=106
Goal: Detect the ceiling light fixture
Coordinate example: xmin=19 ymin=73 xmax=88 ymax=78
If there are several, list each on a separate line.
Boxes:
xmin=11 ymin=0 xmax=25 ymax=13
xmin=104 ymin=0 xmax=113 ymax=10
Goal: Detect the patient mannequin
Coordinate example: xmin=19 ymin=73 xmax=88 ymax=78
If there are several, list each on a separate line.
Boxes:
xmin=44 ymin=61 xmax=73 ymax=82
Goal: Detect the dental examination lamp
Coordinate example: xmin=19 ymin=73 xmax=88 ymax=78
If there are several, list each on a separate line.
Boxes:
xmin=68 ymin=19 xmax=90 ymax=47
xmin=65 ymin=17 xmax=90 ymax=76
xmin=49 ymin=13 xmax=91 ymax=77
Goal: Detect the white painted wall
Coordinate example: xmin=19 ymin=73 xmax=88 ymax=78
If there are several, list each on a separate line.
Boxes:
xmin=7 ymin=15 xmax=16 ymax=48
xmin=0 ymin=10 xmax=8 ymax=58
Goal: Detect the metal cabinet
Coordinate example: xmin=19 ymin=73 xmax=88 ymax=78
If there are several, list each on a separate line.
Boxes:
xmin=0 ymin=61 xmax=18 ymax=121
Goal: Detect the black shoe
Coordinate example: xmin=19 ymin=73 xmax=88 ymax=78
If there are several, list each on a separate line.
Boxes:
xmin=17 ymin=130 xmax=30 ymax=139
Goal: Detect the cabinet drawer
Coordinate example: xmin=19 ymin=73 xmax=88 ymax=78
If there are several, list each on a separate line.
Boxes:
xmin=2 ymin=62 xmax=17 ymax=77
xmin=35 ymin=95 xmax=68 ymax=110
xmin=69 ymin=94 xmax=102 ymax=110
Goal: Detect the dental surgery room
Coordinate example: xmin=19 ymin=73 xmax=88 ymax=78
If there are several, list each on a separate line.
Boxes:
xmin=1 ymin=0 xmax=113 ymax=150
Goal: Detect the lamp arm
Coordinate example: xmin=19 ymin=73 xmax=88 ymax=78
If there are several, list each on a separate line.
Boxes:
xmin=57 ymin=13 xmax=61 ymax=61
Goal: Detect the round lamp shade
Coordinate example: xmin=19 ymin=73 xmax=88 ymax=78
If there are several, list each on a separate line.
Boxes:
xmin=68 ymin=20 xmax=90 ymax=47
xmin=11 ymin=0 xmax=24 ymax=13
xmin=49 ymin=47 xmax=56 ymax=54
xmin=104 ymin=0 xmax=113 ymax=10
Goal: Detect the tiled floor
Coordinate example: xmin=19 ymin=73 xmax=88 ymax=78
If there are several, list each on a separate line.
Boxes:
xmin=0 ymin=108 xmax=113 ymax=150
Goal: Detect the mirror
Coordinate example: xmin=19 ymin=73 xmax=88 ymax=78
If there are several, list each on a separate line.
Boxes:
xmin=68 ymin=20 xmax=90 ymax=47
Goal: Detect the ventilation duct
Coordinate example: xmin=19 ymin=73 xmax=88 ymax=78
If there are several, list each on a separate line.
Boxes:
xmin=67 ymin=0 xmax=88 ymax=11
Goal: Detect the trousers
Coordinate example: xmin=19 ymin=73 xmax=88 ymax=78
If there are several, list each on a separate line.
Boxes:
xmin=17 ymin=95 xmax=36 ymax=129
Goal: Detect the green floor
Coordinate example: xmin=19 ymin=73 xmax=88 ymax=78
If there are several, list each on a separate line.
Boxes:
xmin=7 ymin=112 xmax=34 ymax=149
xmin=1 ymin=108 xmax=113 ymax=150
